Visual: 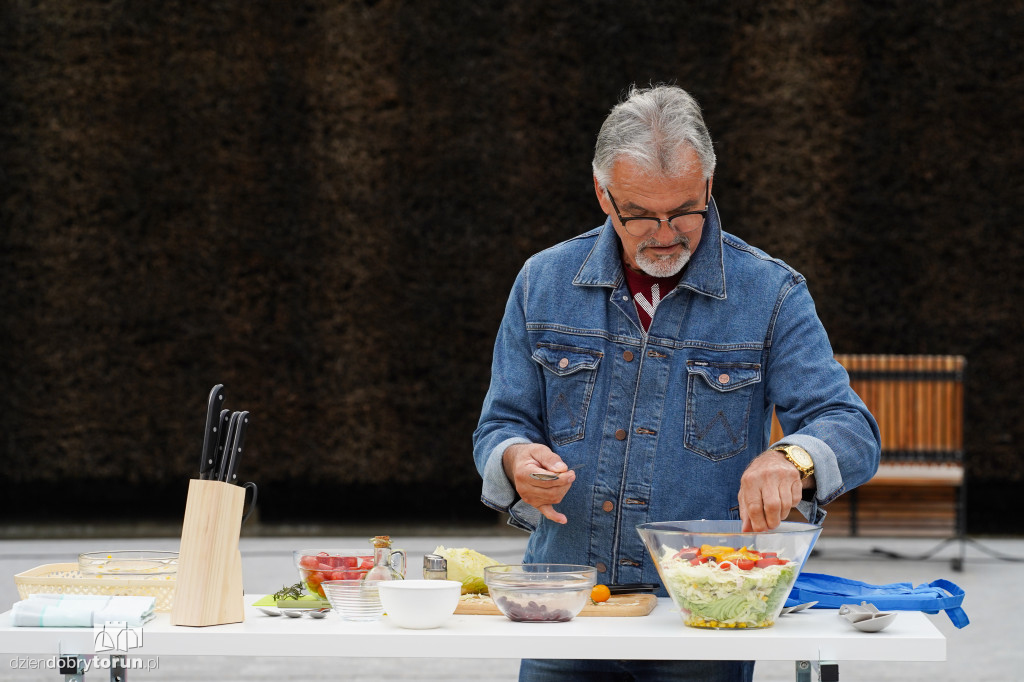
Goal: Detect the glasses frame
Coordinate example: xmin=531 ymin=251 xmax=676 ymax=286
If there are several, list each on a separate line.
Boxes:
xmin=605 ymin=179 xmax=711 ymax=238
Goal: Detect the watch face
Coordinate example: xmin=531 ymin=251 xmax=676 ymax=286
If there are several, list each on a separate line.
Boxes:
xmin=791 ymin=449 xmax=812 ymax=468
xmin=781 ymin=446 xmax=812 ymax=472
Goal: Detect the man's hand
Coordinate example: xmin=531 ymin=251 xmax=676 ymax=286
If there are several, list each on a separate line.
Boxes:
xmin=738 ymin=449 xmax=811 ymax=532
xmin=503 ymin=443 xmax=577 ymax=525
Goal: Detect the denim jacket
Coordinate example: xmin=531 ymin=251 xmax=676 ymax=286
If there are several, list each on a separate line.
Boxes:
xmin=473 ymin=199 xmax=880 ymax=586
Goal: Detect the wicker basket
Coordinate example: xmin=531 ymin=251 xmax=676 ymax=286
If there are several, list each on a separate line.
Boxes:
xmin=15 ymin=563 xmax=176 ymax=612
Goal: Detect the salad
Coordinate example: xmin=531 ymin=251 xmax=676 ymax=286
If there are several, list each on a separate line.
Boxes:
xmin=659 ymin=544 xmax=797 ymax=629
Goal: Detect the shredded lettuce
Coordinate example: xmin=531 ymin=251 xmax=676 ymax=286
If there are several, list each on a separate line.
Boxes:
xmin=660 ymin=547 xmax=797 ymax=628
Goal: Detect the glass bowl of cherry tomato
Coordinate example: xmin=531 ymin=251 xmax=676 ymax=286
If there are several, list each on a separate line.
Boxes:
xmin=293 ymin=549 xmax=375 ymax=598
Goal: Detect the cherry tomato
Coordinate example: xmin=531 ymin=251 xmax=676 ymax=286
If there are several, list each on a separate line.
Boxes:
xmin=673 ymin=547 xmax=699 ymax=561
xmin=305 ymin=572 xmax=325 ymax=597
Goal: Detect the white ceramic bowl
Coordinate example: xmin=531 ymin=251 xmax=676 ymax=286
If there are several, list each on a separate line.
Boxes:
xmin=377 ymin=580 xmax=462 ymax=629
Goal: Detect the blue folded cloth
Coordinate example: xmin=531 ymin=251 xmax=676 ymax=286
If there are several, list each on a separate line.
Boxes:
xmin=11 ymin=594 xmax=156 ymax=628
xmin=786 ymin=572 xmax=969 ymax=628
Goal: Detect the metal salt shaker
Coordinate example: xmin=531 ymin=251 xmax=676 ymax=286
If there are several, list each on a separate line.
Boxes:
xmin=422 ymin=554 xmax=447 ymax=580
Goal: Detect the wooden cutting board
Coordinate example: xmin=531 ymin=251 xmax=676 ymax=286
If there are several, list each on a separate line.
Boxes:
xmin=455 ymin=593 xmax=657 ymax=617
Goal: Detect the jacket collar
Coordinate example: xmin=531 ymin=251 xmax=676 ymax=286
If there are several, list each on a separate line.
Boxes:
xmin=573 ymin=196 xmax=727 ymax=300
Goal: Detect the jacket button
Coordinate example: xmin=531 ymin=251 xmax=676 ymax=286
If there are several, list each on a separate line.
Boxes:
xmin=719 ymin=373 xmax=730 ymax=384
xmin=595 ymin=562 xmax=607 ymax=573
xmin=615 ymin=429 xmax=627 ymax=440
xmin=623 ymin=350 xmax=634 ymax=362
xmin=559 ymin=358 xmax=569 ymax=369
xmin=602 ymin=500 xmax=614 ymax=512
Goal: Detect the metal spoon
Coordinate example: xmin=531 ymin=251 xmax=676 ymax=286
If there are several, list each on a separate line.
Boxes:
xmin=780 ymin=600 xmax=818 ymax=615
xmin=531 ymin=464 xmax=585 ymax=481
xmin=282 ymin=607 xmax=331 ymax=618
xmin=256 ymin=607 xmax=282 ymax=617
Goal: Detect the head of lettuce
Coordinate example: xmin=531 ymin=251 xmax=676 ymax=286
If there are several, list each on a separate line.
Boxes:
xmin=434 ymin=546 xmax=501 ymax=594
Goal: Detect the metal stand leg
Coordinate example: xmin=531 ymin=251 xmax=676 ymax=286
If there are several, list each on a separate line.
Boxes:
xmin=795 ymin=659 xmax=840 ymax=681
xmin=58 ymin=654 xmax=86 ymax=682
xmin=110 ymin=654 xmax=128 ymax=682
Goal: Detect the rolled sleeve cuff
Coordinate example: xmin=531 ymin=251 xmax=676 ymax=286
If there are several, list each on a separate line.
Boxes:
xmin=480 ymin=437 xmax=540 ymax=532
xmin=772 ymin=434 xmax=842 ymax=525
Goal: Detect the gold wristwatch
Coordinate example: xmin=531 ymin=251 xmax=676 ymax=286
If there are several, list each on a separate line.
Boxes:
xmin=774 ymin=444 xmax=814 ymax=480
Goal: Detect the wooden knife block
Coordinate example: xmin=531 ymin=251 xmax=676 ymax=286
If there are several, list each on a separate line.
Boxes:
xmin=171 ymin=479 xmax=245 ymax=626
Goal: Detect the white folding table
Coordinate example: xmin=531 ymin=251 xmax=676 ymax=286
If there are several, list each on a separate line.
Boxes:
xmin=0 ymin=596 xmax=946 ymax=681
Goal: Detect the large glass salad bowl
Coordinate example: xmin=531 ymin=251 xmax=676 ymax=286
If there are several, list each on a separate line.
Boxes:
xmin=637 ymin=520 xmax=821 ymax=630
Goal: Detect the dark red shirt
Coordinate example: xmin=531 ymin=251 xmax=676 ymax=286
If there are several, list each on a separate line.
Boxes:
xmin=623 ymin=265 xmax=683 ymax=332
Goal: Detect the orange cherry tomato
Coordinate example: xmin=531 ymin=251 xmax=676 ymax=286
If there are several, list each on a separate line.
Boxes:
xmin=591 ymin=584 xmax=611 ymax=603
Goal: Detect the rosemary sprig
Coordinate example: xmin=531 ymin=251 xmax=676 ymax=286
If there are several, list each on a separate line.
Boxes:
xmin=272 ymin=581 xmax=306 ymax=601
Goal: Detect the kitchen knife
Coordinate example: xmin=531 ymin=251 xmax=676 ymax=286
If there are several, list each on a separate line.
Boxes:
xmin=217 ymin=411 xmax=241 ymax=482
xmin=198 ymin=385 xmax=226 ymax=479
xmin=221 ymin=410 xmax=249 ymax=485
xmin=607 ymin=583 xmax=659 ymax=594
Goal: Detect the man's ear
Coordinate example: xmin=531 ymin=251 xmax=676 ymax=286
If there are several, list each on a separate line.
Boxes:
xmin=594 ymin=175 xmax=612 ymax=216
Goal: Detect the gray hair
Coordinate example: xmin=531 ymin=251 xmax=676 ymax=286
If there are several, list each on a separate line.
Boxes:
xmin=592 ymin=84 xmax=716 ymax=190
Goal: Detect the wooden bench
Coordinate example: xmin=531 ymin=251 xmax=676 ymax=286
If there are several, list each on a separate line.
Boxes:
xmin=777 ymin=354 xmax=966 ymax=539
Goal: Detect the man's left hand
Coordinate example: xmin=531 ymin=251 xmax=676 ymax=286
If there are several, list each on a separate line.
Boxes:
xmin=738 ymin=450 xmax=809 ymax=532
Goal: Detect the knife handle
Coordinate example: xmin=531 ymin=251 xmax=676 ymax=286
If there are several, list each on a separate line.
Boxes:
xmin=217 ymin=412 xmax=241 ymax=482
xmin=224 ymin=411 xmax=249 ymax=485
xmin=206 ymin=409 xmax=231 ymax=481
xmin=607 ymin=583 xmax=660 ymax=594
xmin=199 ymin=385 xmax=226 ymax=480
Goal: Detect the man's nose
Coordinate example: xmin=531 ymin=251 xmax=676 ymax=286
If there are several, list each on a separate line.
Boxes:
xmin=652 ymin=218 xmax=679 ymax=241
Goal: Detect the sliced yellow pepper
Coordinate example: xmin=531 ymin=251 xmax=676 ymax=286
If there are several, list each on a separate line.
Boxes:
xmin=699 ymin=545 xmax=763 ymax=563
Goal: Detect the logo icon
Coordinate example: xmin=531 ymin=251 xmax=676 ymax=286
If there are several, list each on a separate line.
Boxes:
xmin=93 ymin=621 xmax=144 ymax=653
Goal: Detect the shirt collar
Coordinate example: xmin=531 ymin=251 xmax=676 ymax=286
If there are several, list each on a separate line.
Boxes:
xmin=574 ymin=196 xmax=727 ymax=300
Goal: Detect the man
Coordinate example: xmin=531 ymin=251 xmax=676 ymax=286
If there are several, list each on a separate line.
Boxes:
xmin=473 ymin=84 xmax=880 ymax=681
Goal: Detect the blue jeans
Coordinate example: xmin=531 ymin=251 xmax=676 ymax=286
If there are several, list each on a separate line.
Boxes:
xmin=518 ymin=658 xmax=755 ymax=681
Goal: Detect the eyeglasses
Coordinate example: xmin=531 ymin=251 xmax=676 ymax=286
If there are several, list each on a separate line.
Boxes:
xmin=606 ymin=179 xmax=710 ymax=238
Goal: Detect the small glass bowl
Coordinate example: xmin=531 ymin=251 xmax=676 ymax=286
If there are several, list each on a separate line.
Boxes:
xmin=78 ymin=550 xmax=179 ymax=577
xmin=322 ymin=579 xmax=386 ymax=622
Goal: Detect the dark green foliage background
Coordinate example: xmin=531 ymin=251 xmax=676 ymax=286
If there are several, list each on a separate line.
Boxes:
xmin=2 ymin=1 xmax=1021 ymax=531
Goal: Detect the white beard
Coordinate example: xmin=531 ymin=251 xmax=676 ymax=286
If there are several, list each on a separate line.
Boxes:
xmin=634 ymin=235 xmax=691 ymax=277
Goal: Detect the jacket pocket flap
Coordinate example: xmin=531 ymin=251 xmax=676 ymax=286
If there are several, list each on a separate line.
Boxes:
xmin=532 ymin=345 xmax=602 ymax=376
xmin=687 ymin=362 xmax=761 ymax=391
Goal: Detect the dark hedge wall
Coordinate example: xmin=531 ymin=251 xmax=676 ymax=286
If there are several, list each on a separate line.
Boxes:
xmin=2 ymin=0 xmax=1021 ymax=532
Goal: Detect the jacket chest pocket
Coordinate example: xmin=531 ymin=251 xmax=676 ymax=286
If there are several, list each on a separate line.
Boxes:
xmin=532 ymin=344 xmax=603 ymax=446
xmin=684 ymin=361 xmax=761 ymax=460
